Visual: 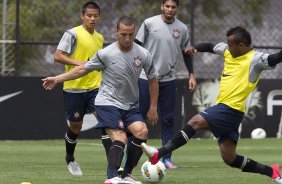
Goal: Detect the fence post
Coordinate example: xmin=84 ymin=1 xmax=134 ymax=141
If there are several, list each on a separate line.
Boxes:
xmin=2 ymin=0 xmax=7 ymax=76
xmin=190 ymin=0 xmax=195 ymax=46
xmin=15 ymin=0 xmax=20 ymax=76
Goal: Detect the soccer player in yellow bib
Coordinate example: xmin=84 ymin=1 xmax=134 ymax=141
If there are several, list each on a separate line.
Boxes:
xmin=53 ymin=2 xmax=111 ymax=176
xmin=141 ymin=26 xmax=282 ymax=183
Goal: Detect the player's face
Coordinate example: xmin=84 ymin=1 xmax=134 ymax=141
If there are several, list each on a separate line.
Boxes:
xmin=227 ymin=35 xmax=243 ymax=58
xmin=116 ymin=23 xmax=135 ymax=52
xmin=161 ymin=0 xmax=178 ymax=22
xmin=81 ymin=8 xmax=100 ymax=33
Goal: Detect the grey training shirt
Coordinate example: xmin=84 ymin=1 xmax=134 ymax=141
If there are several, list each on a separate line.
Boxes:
xmin=136 ymin=15 xmax=190 ymax=81
xmin=85 ymin=42 xmax=157 ymax=110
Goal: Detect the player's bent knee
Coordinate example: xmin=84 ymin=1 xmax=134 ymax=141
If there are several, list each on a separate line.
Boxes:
xmin=69 ymin=122 xmax=83 ymax=134
xmin=70 ymin=126 xmax=82 ymax=135
xmin=135 ymin=127 xmax=148 ymax=139
xmin=187 ymin=115 xmax=208 ymax=130
xmin=223 ymin=158 xmax=233 ymax=166
xmin=221 ymin=155 xmax=237 ymax=166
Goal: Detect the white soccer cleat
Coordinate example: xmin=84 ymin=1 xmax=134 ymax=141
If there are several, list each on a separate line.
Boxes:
xmin=141 ymin=143 xmax=159 ymax=164
xmin=104 ymin=176 xmax=131 ymax=184
xmin=123 ymin=174 xmax=142 ymax=184
xmin=274 ymin=178 xmax=282 ymax=184
xmin=67 ymin=161 xmax=82 ymax=176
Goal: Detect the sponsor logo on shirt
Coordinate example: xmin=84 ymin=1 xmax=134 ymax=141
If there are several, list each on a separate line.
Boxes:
xmin=202 ymin=111 xmax=208 ymax=114
xmin=152 ymin=29 xmax=160 ymax=32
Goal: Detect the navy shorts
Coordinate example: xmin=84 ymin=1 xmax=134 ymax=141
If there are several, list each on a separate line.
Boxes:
xmin=63 ymin=89 xmax=98 ymax=122
xmin=95 ymin=105 xmax=144 ymax=131
xmin=200 ymin=103 xmax=244 ymax=143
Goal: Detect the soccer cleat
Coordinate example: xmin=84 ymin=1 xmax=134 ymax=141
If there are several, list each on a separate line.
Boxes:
xmin=104 ymin=176 xmax=131 ymax=184
xmin=67 ymin=161 xmax=82 ymax=176
xmin=163 ymin=159 xmax=178 ymax=169
xmin=141 ymin=143 xmax=159 ymax=164
xmin=272 ymin=164 xmax=282 ymax=184
xmin=123 ymin=174 xmax=143 ymax=184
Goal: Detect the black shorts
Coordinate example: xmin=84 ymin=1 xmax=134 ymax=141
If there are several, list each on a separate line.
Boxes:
xmin=95 ymin=105 xmax=144 ymax=131
xmin=200 ymin=103 xmax=244 ymax=143
xmin=63 ymin=89 xmax=98 ymax=122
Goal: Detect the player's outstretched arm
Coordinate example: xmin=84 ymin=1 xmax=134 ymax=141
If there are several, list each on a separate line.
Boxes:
xmin=184 ymin=43 xmax=216 ymax=54
xmin=194 ymin=43 xmax=216 ymax=53
xmin=268 ymin=50 xmax=282 ymax=66
xmin=42 ymin=65 xmax=89 ymax=90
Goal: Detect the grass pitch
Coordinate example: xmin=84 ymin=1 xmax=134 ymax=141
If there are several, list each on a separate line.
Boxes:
xmin=0 ymin=138 xmax=281 ymax=184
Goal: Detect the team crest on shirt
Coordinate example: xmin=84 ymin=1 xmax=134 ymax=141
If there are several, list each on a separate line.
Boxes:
xmin=118 ymin=120 xmax=125 ymax=129
xmin=133 ymin=56 xmax=143 ymax=71
xmin=172 ymin=29 xmax=180 ymax=39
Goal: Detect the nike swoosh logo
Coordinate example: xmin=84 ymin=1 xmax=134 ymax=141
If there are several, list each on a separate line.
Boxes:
xmin=202 ymin=111 xmax=208 ymax=114
xmin=0 ymin=91 xmax=23 ymax=103
xmin=222 ymin=73 xmax=232 ymax=77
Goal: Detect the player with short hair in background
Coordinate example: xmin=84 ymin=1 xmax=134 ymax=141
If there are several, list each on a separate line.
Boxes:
xmin=142 ymin=26 xmax=282 ymax=183
xmin=133 ymin=0 xmax=196 ymax=169
xmin=52 ymin=1 xmax=111 ymax=176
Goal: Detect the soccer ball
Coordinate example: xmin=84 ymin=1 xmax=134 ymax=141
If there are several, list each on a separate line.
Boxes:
xmin=251 ymin=128 xmax=266 ymax=139
xmin=141 ymin=160 xmax=166 ymax=183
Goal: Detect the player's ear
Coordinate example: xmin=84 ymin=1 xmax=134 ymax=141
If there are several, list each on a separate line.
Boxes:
xmin=161 ymin=3 xmax=164 ymax=11
xmin=239 ymin=43 xmax=245 ymax=47
xmin=80 ymin=13 xmax=84 ymax=20
xmin=115 ymin=29 xmax=118 ymax=36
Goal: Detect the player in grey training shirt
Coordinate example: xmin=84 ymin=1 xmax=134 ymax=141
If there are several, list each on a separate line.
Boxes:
xmin=85 ymin=41 xmax=156 ymax=110
xmin=42 ymin=16 xmax=159 ymax=184
xmin=134 ymin=0 xmax=196 ymax=169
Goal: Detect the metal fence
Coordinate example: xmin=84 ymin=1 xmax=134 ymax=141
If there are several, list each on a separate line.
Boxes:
xmin=1 ymin=0 xmax=282 ymax=78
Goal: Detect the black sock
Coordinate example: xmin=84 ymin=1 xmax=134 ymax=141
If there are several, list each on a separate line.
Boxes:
xmin=65 ymin=128 xmax=78 ymax=163
xmin=107 ymin=140 xmax=125 ymax=179
xmin=230 ymin=155 xmax=273 ymax=177
xmin=121 ymin=137 xmax=146 ymax=178
xmin=101 ymin=129 xmax=112 ymax=158
xmin=158 ymin=124 xmax=195 ymax=158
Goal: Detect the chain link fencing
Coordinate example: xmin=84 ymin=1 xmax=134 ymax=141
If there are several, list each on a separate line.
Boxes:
xmin=1 ymin=0 xmax=281 ymax=78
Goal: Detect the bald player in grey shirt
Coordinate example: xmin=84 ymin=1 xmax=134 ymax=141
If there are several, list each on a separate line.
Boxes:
xmin=86 ymin=41 xmax=157 ymax=110
xmin=42 ymin=16 xmax=159 ymax=183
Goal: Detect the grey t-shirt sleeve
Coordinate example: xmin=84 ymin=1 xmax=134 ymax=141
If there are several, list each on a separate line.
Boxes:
xmin=135 ymin=21 xmax=148 ymax=44
xmin=143 ymin=52 xmax=158 ymax=79
xmin=181 ymin=27 xmax=190 ymax=49
xmin=249 ymin=51 xmax=273 ymax=83
xmin=57 ymin=29 xmax=77 ymax=54
xmin=84 ymin=51 xmax=105 ymax=71
xmin=213 ymin=42 xmax=228 ymax=56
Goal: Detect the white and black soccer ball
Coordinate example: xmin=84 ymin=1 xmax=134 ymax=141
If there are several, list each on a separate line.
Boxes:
xmin=141 ymin=160 xmax=166 ymax=183
xmin=251 ymin=128 xmax=267 ymax=139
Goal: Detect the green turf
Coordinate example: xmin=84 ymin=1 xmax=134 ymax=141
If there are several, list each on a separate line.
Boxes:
xmin=0 ymin=138 xmax=281 ymax=184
